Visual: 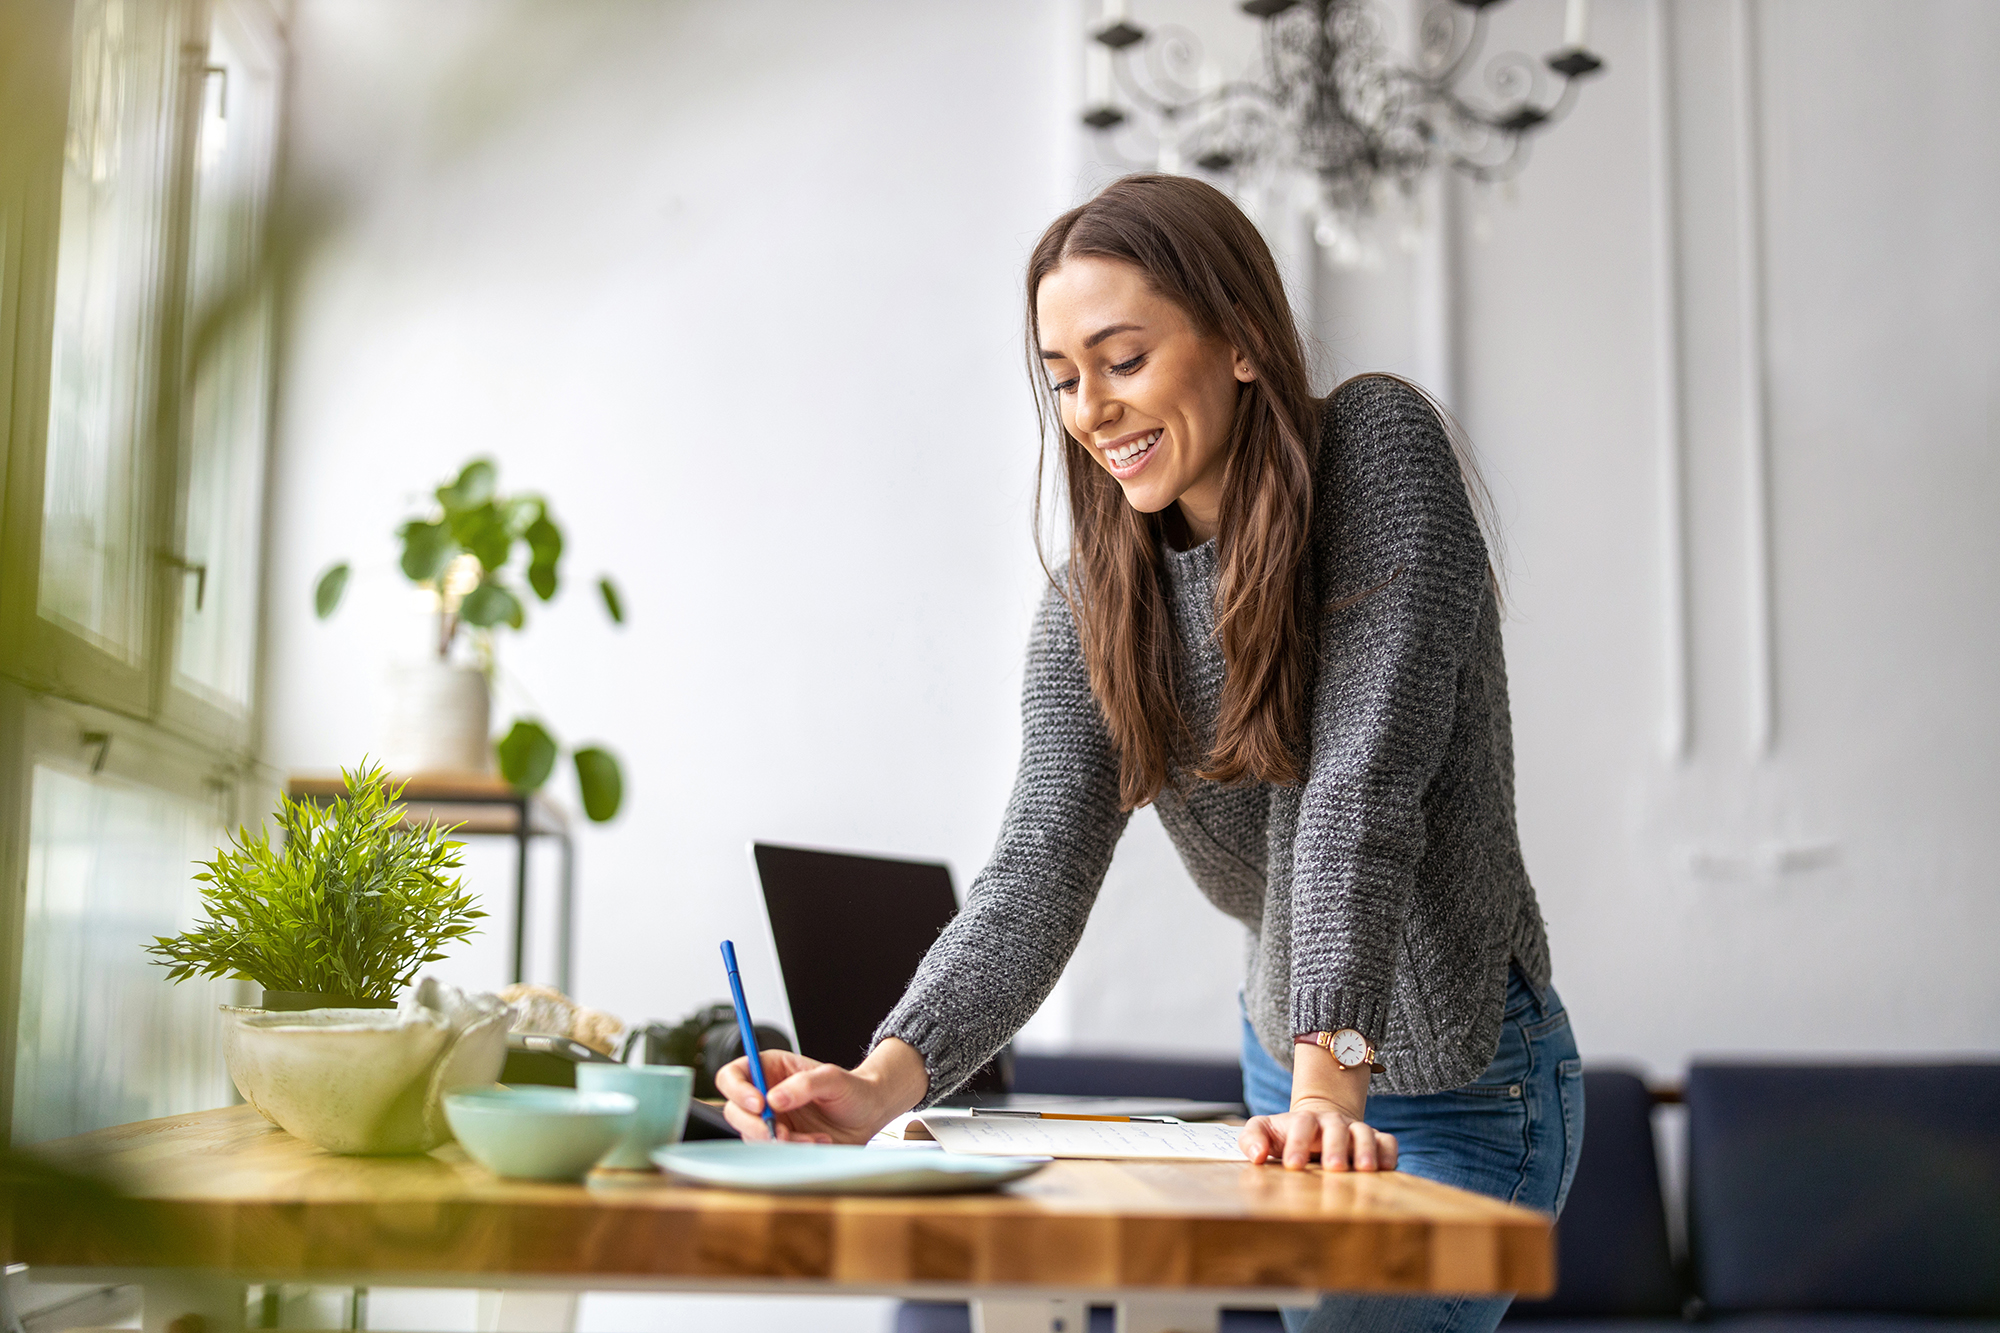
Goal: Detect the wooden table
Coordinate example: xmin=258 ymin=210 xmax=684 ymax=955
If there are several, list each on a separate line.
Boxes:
xmin=10 ymin=1106 xmax=1553 ymax=1333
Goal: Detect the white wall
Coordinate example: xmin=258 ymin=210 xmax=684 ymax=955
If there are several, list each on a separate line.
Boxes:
xmin=262 ymin=0 xmax=1074 ymax=1032
xmin=264 ymin=0 xmax=2000 ymax=1079
xmin=1446 ymin=0 xmax=2000 ymax=1076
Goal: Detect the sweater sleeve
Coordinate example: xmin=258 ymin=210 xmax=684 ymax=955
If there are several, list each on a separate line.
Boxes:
xmin=1286 ymin=377 xmax=1493 ymax=1046
xmin=872 ymin=580 xmax=1131 ymax=1103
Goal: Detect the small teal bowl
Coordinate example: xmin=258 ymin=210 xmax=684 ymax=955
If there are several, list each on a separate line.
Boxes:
xmin=443 ymin=1087 xmax=637 ymax=1181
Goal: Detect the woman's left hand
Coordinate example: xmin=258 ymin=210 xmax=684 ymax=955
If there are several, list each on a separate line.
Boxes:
xmin=1239 ymin=1095 xmax=1399 ymax=1171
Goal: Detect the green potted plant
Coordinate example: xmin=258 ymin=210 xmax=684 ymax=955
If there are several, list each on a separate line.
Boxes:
xmin=314 ymin=457 xmax=626 ymax=822
xmin=145 ymin=763 xmax=515 ymax=1154
xmin=146 ymin=762 xmax=486 ymax=1009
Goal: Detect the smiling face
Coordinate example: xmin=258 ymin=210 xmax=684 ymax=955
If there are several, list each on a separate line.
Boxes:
xmin=1036 ymin=255 xmax=1254 ymax=543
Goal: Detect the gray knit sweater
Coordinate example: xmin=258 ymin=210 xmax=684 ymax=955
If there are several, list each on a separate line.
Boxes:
xmin=875 ymin=375 xmax=1552 ymax=1100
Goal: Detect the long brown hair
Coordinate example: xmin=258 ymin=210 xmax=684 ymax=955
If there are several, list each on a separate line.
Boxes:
xmin=1027 ymin=175 xmax=1322 ymax=809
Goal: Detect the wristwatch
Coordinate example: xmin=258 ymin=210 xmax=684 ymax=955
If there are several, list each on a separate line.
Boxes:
xmin=1296 ymin=1028 xmax=1387 ymax=1074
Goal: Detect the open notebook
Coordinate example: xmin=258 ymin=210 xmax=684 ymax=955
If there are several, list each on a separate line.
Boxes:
xmin=883 ymin=1112 xmax=1250 ymax=1162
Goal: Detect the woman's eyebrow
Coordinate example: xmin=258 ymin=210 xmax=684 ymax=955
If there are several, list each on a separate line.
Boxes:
xmin=1039 ymin=322 xmax=1145 ymax=360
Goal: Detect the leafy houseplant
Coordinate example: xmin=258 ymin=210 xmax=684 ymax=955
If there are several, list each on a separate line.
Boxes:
xmin=146 ymin=764 xmax=486 ymax=1008
xmin=315 ymin=456 xmax=626 ymax=822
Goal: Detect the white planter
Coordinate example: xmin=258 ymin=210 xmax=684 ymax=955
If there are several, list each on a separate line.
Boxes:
xmin=223 ymin=978 xmax=512 ymax=1155
xmin=382 ymin=661 xmax=492 ymax=776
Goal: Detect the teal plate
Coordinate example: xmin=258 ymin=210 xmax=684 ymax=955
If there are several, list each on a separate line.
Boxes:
xmin=653 ymin=1141 xmax=1051 ymax=1195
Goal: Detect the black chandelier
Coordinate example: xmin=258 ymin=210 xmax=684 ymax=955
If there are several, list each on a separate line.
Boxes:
xmin=1082 ymin=0 xmax=1606 ymax=224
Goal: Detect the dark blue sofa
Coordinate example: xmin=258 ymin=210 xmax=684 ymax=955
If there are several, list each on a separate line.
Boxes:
xmin=1509 ymin=1062 xmax=2000 ymax=1333
xmin=899 ymin=1058 xmax=2000 ymax=1333
xmin=1682 ymin=1063 xmax=2000 ymax=1331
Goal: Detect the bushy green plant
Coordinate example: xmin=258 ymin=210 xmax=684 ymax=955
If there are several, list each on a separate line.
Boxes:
xmin=146 ymin=763 xmax=485 ymax=1002
xmin=312 ymin=457 xmax=626 ymax=822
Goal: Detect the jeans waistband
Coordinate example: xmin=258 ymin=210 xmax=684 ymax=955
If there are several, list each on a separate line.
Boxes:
xmin=1505 ymin=961 xmax=1557 ymax=1022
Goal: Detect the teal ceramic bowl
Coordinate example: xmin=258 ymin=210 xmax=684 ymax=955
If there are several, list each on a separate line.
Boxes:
xmin=443 ymin=1087 xmax=637 ymax=1181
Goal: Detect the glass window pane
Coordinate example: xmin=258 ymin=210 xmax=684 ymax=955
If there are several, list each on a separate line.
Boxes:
xmin=174 ymin=9 xmax=279 ymax=711
xmin=36 ymin=0 xmax=178 ymax=662
xmin=11 ymin=763 xmax=247 ymax=1145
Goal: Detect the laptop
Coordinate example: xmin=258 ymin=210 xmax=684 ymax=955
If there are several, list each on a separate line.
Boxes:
xmin=750 ymin=841 xmax=1011 ymax=1098
xmin=749 ymin=841 xmax=1238 ymax=1118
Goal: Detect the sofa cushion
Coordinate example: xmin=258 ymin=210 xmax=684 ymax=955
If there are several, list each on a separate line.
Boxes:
xmin=893 ymin=1302 xmax=1281 ymax=1333
xmin=1505 ymin=1323 xmax=1689 ymax=1333
xmin=1508 ymin=1069 xmax=1682 ymax=1319
xmin=1011 ymin=1053 xmax=1244 ymax=1104
xmin=1707 ymin=1316 xmax=2000 ymax=1333
xmin=1687 ymin=1063 xmax=2000 ymax=1315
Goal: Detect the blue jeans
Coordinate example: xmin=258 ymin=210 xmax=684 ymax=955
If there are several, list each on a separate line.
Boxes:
xmin=1241 ymin=968 xmax=1585 ymax=1333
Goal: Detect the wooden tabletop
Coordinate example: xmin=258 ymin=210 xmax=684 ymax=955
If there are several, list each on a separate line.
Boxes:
xmin=12 ymin=1106 xmax=1553 ymax=1297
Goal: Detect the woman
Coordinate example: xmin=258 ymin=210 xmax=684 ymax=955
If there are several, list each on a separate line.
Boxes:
xmin=719 ymin=175 xmax=1582 ymax=1333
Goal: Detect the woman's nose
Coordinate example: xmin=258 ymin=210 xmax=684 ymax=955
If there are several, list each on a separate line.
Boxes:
xmin=1074 ymin=374 xmax=1116 ymax=435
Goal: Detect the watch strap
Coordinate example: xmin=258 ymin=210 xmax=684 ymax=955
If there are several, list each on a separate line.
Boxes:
xmin=1294 ymin=1030 xmax=1387 ymax=1074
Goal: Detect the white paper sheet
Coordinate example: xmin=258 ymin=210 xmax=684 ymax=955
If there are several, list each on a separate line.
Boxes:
xmin=919 ymin=1114 xmax=1248 ymax=1161
xmin=866 ymin=1112 xmax=944 ymax=1150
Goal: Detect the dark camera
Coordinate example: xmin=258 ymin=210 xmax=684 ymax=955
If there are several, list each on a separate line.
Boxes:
xmin=620 ymin=1003 xmax=794 ymax=1099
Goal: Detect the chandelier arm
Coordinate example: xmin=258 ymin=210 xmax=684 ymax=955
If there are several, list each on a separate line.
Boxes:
xmin=1217 ymin=79 xmax=1283 ymax=112
xmin=1446 ymin=127 xmax=1525 ymax=175
xmin=1259 ymin=10 xmax=1290 ymax=107
xmin=1425 ymin=50 xmax=1549 ymax=127
xmin=1528 ymin=71 xmax=1588 ymax=128
xmin=1454 ymin=131 xmax=1536 ymax=183
xmin=1111 ymin=47 xmax=1188 ymax=119
xmin=1432 ymin=58 xmax=1584 ymax=142
xmin=1423 ymin=1 xmax=1491 ymax=90
xmin=1096 ymin=109 xmax=1165 ymax=164
xmin=1138 ymin=23 xmax=1206 ymax=107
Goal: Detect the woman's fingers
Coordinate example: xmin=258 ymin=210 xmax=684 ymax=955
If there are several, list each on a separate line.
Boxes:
xmin=1237 ymin=1117 xmax=1279 ymax=1164
xmin=1318 ymin=1113 xmax=1349 ymax=1171
xmin=720 ymin=1096 xmax=772 ymax=1140
xmin=1283 ymin=1112 xmax=1317 ymax=1170
xmin=1349 ymin=1121 xmax=1379 ymax=1172
xmin=1246 ymin=1110 xmax=1393 ymax=1172
xmin=713 ymin=1057 xmax=763 ymax=1114
xmin=766 ymin=1061 xmax=844 ymax=1113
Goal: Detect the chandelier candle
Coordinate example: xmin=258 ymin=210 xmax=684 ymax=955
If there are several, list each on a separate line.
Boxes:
xmin=1564 ymin=0 xmax=1591 ymax=50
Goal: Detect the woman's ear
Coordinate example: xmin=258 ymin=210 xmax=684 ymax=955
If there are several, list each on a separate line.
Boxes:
xmin=1227 ymin=304 xmax=1260 ymax=382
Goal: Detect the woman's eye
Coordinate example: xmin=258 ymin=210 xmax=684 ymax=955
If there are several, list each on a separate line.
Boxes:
xmin=1047 ymin=356 xmax=1139 ymax=394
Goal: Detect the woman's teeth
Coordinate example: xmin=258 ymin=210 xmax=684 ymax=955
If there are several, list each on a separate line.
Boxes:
xmin=1108 ymin=429 xmax=1161 ymax=465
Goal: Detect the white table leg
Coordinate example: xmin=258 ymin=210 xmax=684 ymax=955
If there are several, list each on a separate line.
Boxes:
xmin=971 ymin=1296 xmax=1087 ymax=1333
xmin=141 ymin=1276 xmax=244 ymax=1333
xmin=474 ymin=1290 xmax=578 ymax=1333
xmin=1114 ymin=1298 xmax=1222 ymax=1333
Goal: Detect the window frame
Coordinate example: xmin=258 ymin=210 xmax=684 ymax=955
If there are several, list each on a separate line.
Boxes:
xmin=156 ymin=0 xmax=287 ymax=752
xmin=0 ymin=0 xmax=288 ymax=1146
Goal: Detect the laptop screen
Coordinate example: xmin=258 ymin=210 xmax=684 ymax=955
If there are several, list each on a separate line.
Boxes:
xmin=751 ymin=842 xmax=1009 ymax=1094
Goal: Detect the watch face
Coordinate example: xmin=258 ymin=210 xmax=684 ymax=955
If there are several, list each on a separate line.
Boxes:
xmin=1332 ymin=1030 xmax=1368 ymax=1067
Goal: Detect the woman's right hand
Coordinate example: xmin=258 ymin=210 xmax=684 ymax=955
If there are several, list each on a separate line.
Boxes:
xmin=714 ymin=1036 xmax=929 ymax=1144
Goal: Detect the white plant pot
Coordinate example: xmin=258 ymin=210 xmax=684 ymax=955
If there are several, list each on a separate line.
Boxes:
xmin=223 ymin=978 xmax=512 ymax=1155
xmin=382 ymin=661 xmax=492 ymax=776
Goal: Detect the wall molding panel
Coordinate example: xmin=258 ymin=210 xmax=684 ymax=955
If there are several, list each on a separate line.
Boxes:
xmin=1731 ymin=0 xmax=1777 ymax=756
xmin=1648 ymin=0 xmax=1691 ymax=761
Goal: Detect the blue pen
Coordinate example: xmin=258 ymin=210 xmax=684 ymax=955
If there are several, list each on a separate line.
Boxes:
xmin=720 ymin=940 xmax=777 ymax=1135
